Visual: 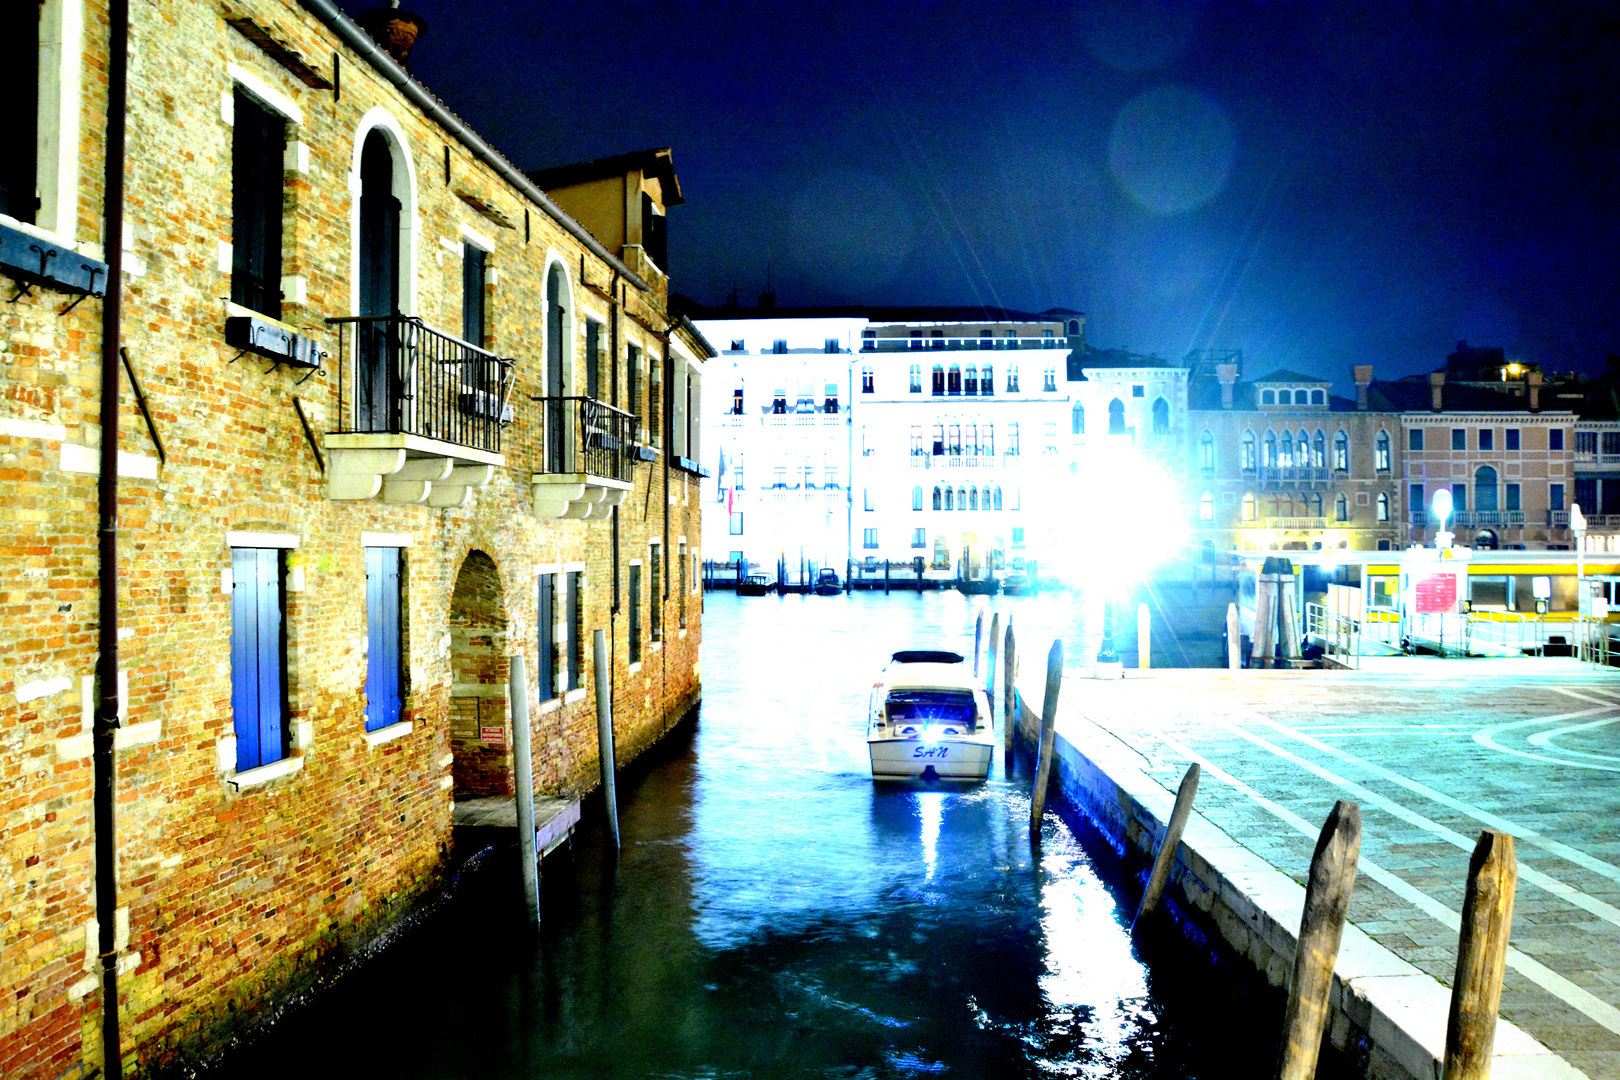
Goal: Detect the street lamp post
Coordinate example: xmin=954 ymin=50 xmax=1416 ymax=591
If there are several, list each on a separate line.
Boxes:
xmin=1094 ymin=592 xmax=1123 ymax=679
xmin=1572 ymin=503 xmax=1588 ymax=658
xmin=1432 ymin=487 xmax=1454 ymax=550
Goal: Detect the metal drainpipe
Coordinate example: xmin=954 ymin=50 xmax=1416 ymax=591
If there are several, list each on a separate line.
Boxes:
xmin=96 ymin=0 xmax=131 ymax=1074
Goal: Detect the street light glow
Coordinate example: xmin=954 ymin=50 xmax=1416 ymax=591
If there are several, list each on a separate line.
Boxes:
xmin=1052 ymin=441 xmax=1186 ymax=587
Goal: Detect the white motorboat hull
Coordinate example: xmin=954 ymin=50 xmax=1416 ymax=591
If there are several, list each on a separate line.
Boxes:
xmin=868 ymin=735 xmax=994 ymax=781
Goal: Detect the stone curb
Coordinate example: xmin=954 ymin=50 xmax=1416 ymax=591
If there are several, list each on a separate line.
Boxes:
xmin=1012 ymin=672 xmax=1586 ymax=1080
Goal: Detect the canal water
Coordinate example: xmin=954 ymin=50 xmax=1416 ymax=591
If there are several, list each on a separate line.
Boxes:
xmin=219 ymin=590 xmax=1276 ymax=1079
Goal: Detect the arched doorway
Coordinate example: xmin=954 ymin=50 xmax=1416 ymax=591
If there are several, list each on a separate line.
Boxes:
xmin=449 ymin=551 xmax=511 ymax=799
xmin=357 ymin=128 xmax=400 ymax=432
xmin=1108 ymin=398 xmax=1126 ymax=435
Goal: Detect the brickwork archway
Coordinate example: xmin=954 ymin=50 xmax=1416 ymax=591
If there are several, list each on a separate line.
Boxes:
xmin=448 ymin=549 xmax=511 ymax=798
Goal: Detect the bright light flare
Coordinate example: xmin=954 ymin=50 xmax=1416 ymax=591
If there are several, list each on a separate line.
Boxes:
xmin=1046 ymin=442 xmax=1187 ymax=587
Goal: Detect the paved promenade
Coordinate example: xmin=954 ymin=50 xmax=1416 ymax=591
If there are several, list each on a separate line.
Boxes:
xmin=1062 ymin=658 xmax=1620 ymax=1078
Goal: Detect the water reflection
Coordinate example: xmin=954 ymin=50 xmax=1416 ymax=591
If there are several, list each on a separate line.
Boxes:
xmin=216 ymin=588 xmax=1267 ymax=1080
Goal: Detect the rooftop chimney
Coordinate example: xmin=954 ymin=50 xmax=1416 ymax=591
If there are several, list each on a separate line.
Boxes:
xmin=1216 ymin=363 xmax=1237 ymax=409
xmin=1353 ymin=365 xmax=1373 ymax=410
xmin=1528 ymin=370 xmax=1542 ymax=412
xmin=1429 ymin=371 xmax=1445 ymax=412
xmin=357 ymin=4 xmax=427 ymax=66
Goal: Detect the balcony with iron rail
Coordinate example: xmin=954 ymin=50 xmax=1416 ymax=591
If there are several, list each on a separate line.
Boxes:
xmin=324 ymin=315 xmax=514 ymax=507
xmin=530 ymin=396 xmax=640 ymax=519
xmin=864 ymin=337 xmax=1066 ymax=352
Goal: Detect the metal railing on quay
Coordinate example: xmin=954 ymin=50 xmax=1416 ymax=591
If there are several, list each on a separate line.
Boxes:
xmin=1305 ymin=602 xmax=1362 ymax=668
xmin=327 ymin=314 xmax=514 ymax=454
xmin=529 ymin=395 xmax=638 ymax=482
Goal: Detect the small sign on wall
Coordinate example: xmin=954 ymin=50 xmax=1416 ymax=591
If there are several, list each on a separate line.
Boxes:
xmin=480 ymin=726 xmax=505 ymax=746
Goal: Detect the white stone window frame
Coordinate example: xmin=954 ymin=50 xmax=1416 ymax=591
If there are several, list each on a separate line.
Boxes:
xmin=347 ymin=108 xmax=421 ymax=318
xmin=220 ymin=62 xmax=309 ymax=316
xmin=5 ymin=0 xmax=84 ymax=249
xmin=221 ymin=530 xmax=308 ymax=791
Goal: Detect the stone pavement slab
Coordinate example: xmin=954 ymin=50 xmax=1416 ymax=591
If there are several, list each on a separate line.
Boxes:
xmin=1057 ymin=658 xmax=1620 ymax=1079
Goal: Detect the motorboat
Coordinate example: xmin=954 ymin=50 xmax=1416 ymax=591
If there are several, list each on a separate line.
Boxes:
xmin=1000 ymin=570 xmax=1034 ymax=596
xmin=813 ymin=568 xmax=843 ymax=596
xmin=736 ymin=574 xmax=774 ymax=596
xmin=954 ymin=574 xmax=1000 ymax=596
xmin=867 ymin=650 xmax=994 ymax=782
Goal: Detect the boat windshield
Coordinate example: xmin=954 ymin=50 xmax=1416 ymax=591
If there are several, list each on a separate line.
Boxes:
xmin=886 ymin=689 xmax=975 ymax=727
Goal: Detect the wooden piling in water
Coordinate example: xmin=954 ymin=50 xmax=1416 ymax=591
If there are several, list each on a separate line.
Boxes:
xmin=987 ymin=612 xmax=1000 ymax=697
xmin=1028 ymin=640 xmax=1063 ymax=847
xmin=1133 ymin=763 xmax=1200 ymax=927
xmin=1226 ymin=602 xmax=1241 ymax=670
xmin=509 ymin=654 xmax=540 ymax=926
xmin=974 ymin=611 xmax=983 ymax=679
xmin=593 ymin=629 xmax=621 ymax=851
xmin=1003 ymin=625 xmax=1017 ymax=761
xmin=1276 ymin=800 xmax=1362 ymax=1080
xmin=1443 ymin=830 xmax=1517 ymax=1080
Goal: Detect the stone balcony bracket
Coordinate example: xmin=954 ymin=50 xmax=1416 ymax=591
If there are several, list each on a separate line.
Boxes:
xmin=324 ymin=434 xmax=502 ymax=508
xmin=532 ymin=473 xmax=633 ymax=520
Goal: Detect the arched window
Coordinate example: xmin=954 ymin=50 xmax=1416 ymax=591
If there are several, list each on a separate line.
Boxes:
xmin=1199 ymin=430 xmax=1215 ymax=472
xmin=1335 ymin=493 xmax=1349 ymax=521
xmin=1261 ymin=389 xmax=1275 ymax=405
xmin=1309 ymin=493 xmax=1323 ymax=518
xmin=913 ymin=486 xmax=923 ymax=511
xmin=1298 ymin=430 xmax=1310 ymax=464
xmin=932 ymin=486 xmax=942 ymax=510
xmin=1006 ymin=365 xmax=1019 ymax=392
xmin=1108 ymin=398 xmax=1126 ymax=435
xmin=931 ymin=365 xmax=945 ymax=395
xmin=964 ymin=365 xmax=978 ymax=395
xmin=1333 ymin=431 xmax=1350 ymax=471
xmin=909 ymin=364 xmax=922 ymax=393
xmin=992 ymin=486 xmax=1003 ymax=510
xmin=1072 ymin=402 xmax=1086 ymax=435
xmin=1152 ymin=397 xmax=1169 ymax=435
xmin=1375 ymin=430 xmax=1391 ymax=472
xmin=1377 ymin=492 xmax=1390 ymax=521
xmin=861 ymin=365 xmax=874 ymax=393
xmin=969 ymin=487 xmax=979 ymax=511
xmin=947 ymin=365 xmax=962 ymax=394
xmin=1240 ymin=430 xmax=1256 ymax=471
xmin=943 ymin=487 xmax=954 ymax=511
xmin=1241 ymin=493 xmax=1257 ymax=521
xmin=1313 ymin=430 xmax=1325 ymax=469
xmin=1199 ymin=493 xmax=1214 ymax=521
xmin=958 ymin=486 xmax=968 ymax=510
xmin=1278 ymin=390 xmax=1292 ymax=405
xmin=1263 ymin=431 xmax=1277 ymax=467
xmin=1280 ymin=431 xmax=1293 ymax=467
xmin=1311 ymin=390 xmax=1326 ymax=405
xmin=980 ymin=365 xmax=994 ymax=396
xmin=1475 ymin=465 xmax=1499 ymax=512
xmin=1067 ymin=319 xmax=1080 ymax=335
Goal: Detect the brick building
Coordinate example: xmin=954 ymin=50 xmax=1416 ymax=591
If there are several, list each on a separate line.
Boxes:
xmin=1 ymin=2 xmax=709 ymax=1076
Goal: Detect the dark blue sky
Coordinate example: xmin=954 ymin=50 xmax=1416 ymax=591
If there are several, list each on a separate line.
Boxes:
xmin=343 ymin=1 xmax=1620 ymax=382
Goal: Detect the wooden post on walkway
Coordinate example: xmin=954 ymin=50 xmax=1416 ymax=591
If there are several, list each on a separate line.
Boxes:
xmin=974 ymin=611 xmax=983 ymax=679
xmin=1276 ymin=800 xmax=1362 ymax=1080
xmin=1227 ymin=602 xmax=1241 ymax=670
xmin=1028 ymin=640 xmax=1063 ymax=847
xmin=1133 ymin=763 xmax=1200 ymax=927
xmin=1003 ymin=624 xmax=1017 ymax=761
xmin=1443 ymin=830 xmax=1518 ymax=1080
xmin=884 ymin=559 xmax=890 ymax=594
xmin=508 ymin=654 xmax=540 ymax=926
xmin=1138 ymin=602 xmax=1152 ymax=669
xmin=593 ymin=629 xmax=620 ymax=852
xmin=987 ymin=612 xmax=1000 ymax=697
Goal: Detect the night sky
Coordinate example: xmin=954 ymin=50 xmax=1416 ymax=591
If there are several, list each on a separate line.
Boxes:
xmin=338 ymin=1 xmax=1620 ymax=382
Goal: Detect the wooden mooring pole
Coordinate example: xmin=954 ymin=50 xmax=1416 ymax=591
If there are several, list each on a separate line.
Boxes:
xmin=1443 ymin=830 xmax=1517 ymax=1080
xmin=1003 ymin=624 xmax=1017 ymax=762
xmin=1133 ymin=763 xmax=1200 ymax=928
xmin=987 ymin=612 xmax=1000 ymax=697
xmin=1028 ymin=640 xmax=1063 ymax=848
xmin=593 ymin=629 xmax=621 ymax=852
xmin=1276 ymin=799 xmax=1362 ymax=1080
xmin=508 ymin=653 xmax=540 ymax=926
xmin=974 ymin=611 xmax=983 ymax=679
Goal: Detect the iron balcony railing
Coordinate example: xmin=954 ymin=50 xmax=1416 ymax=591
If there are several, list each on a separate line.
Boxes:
xmin=531 ymin=395 xmax=637 ymax=483
xmin=327 ymin=314 xmax=514 ymax=455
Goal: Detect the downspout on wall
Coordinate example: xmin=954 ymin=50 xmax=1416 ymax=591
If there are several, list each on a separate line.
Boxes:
xmin=96 ymin=0 xmax=130 ymax=1074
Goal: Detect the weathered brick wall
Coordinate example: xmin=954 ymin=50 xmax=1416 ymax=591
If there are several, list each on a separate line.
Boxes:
xmin=0 ymin=2 xmax=705 ymax=1076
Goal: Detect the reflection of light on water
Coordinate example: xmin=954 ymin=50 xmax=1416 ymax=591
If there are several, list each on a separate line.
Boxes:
xmin=917 ymin=791 xmax=945 ymax=881
xmin=1037 ymin=840 xmax=1151 ymax=1072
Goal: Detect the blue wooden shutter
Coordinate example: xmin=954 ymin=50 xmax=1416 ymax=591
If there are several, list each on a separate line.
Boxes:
xmin=537 ymin=573 xmax=556 ymax=700
xmin=365 ymin=547 xmax=402 ymax=731
xmin=566 ymin=571 xmax=582 ymax=691
xmin=231 ymin=548 xmax=284 ymax=770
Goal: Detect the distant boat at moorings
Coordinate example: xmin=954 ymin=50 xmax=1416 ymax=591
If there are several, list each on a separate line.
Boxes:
xmin=1000 ymin=570 xmax=1034 ymax=596
xmin=813 ymin=568 xmax=843 ymax=596
xmin=867 ymin=650 xmax=994 ymax=782
xmin=954 ymin=574 xmax=1000 ymax=596
xmin=736 ymin=574 xmax=775 ymax=596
